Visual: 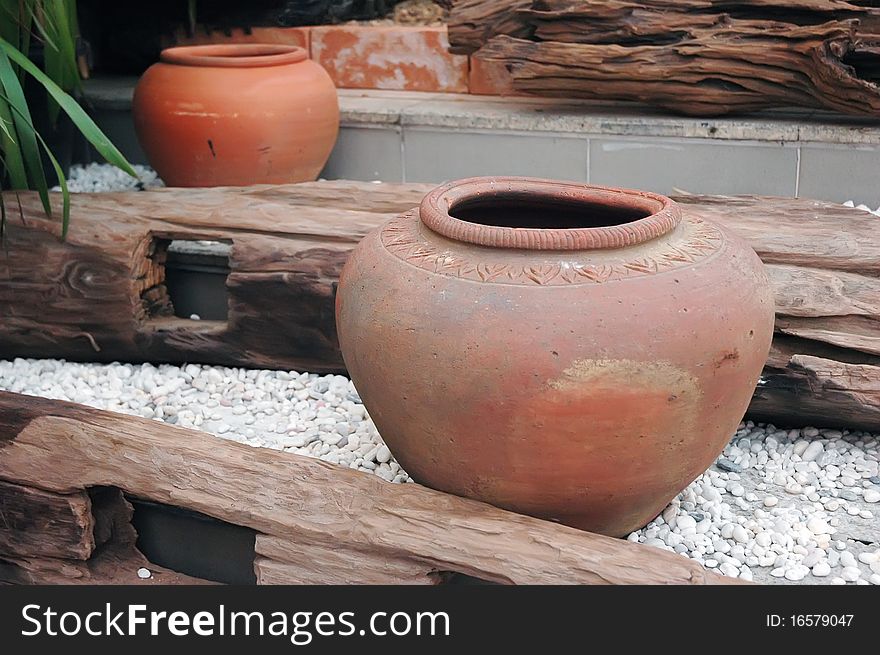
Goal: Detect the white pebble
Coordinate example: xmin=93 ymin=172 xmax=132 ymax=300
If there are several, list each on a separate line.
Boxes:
xmin=858 ymin=552 xmax=879 ymax=564
xmin=811 ymin=561 xmax=831 ymax=577
xmin=801 ymin=441 xmax=824 ymax=462
xmin=137 ymin=567 xmax=152 ymax=579
xmin=676 ymin=514 xmax=697 ymax=531
xmin=732 ymin=525 xmax=749 ymax=544
xmin=376 ymin=445 xmax=393 ymax=464
xmin=806 ymin=517 xmax=832 ymax=535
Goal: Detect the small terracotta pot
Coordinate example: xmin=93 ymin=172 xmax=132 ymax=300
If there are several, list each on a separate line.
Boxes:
xmin=336 ymin=177 xmax=775 ymax=537
xmin=133 ymin=44 xmax=339 ymax=187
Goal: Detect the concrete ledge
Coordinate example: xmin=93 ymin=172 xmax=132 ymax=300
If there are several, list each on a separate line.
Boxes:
xmin=85 ymin=77 xmax=880 ymax=146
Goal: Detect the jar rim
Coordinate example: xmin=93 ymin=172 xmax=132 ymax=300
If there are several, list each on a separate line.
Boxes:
xmin=159 ymin=44 xmax=308 ymax=68
xmin=418 ymin=177 xmax=681 ymax=251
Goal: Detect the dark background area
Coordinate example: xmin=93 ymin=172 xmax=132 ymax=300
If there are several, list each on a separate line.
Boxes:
xmin=78 ymin=0 xmax=406 ymax=74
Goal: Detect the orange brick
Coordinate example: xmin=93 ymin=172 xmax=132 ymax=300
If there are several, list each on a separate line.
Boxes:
xmin=171 ymin=26 xmax=311 ymax=56
xmin=468 ymin=51 xmax=520 ymax=96
xmin=311 ymin=25 xmax=468 ymax=93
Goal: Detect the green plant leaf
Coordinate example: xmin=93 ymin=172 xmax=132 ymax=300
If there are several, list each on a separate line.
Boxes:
xmin=32 ymin=124 xmax=70 ymax=237
xmin=0 ymin=36 xmax=138 ymax=178
xmin=0 ymin=113 xmax=11 ymax=140
xmin=0 ymin=47 xmax=52 ymax=216
xmin=41 ymin=0 xmax=81 ymax=123
xmin=0 ymin=171 xmax=6 ymax=241
xmin=0 ymin=97 xmax=27 ymax=188
xmin=188 ymin=0 xmax=198 ymax=35
xmin=1 ymin=92 xmax=72 ymax=238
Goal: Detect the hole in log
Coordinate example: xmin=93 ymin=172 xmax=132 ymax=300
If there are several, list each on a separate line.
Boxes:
xmin=128 ymin=497 xmax=257 ymax=584
xmin=142 ymin=238 xmax=231 ymax=322
xmin=842 ymin=48 xmax=880 ymax=85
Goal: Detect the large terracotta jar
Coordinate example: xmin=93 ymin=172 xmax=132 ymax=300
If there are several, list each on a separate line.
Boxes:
xmin=336 ymin=177 xmax=775 ymax=537
xmin=133 ymin=44 xmax=339 ymax=186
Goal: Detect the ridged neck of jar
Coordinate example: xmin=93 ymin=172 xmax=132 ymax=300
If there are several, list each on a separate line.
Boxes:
xmin=159 ymin=44 xmax=307 ymax=68
xmin=419 ymin=177 xmax=681 ymax=251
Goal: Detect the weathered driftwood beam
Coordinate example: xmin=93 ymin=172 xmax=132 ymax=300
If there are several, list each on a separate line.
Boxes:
xmin=0 ymin=182 xmax=430 ymax=372
xmin=0 ymin=481 xmax=94 ymax=560
xmin=449 ymin=0 xmax=880 ymax=116
xmin=0 ymin=391 xmax=736 ymax=585
xmin=0 ymin=182 xmax=878 ymax=429
xmin=0 ymin=484 xmax=210 ymax=584
xmin=447 ymin=0 xmax=534 ymax=54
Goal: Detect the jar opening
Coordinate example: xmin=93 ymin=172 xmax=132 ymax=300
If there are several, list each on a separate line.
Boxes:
xmin=159 ymin=44 xmax=307 ymax=68
xmin=450 ymin=193 xmax=651 ymax=230
xmin=420 ymin=177 xmax=681 ymax=251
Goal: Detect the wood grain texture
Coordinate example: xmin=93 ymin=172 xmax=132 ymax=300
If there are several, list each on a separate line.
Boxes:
xmin=0 ymin=391 xmax=737 ymax=585
xmin=0 ymin=544 xmax=214 ymax=585
xmin=751 ymin=347 xmax=880 ymax=430
xmin=0 ymin=485 xmax=212 ymax=585
xmin=447 ymin=0 xmax=534 ymax=54
xmin=255 ymin=535 xmax=439 ymax=585
xmin=448 ymin=0 xmax=880 ymax=116
xmin=0 ymin=481 xmax=94 ymax=560
xmin=0 ymin=183 xmax=878 ymax=428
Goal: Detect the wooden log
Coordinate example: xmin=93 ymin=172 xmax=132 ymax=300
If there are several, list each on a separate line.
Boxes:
xmin=0 ymin=182 xmax=878 ymax=429
xmin=0 ymin=481 xmax=94 ymax=560
xmin=0 ymin=485 xmax=212 ymax=584
xmin=750 ymin=340 xmax=880 ymax=430
xmin=0 ymin=182 xmax=429 ymax=372
xmin=1 ymin=543 xmax=213 ymax=585
xmin=255 ymin=535 xmax=438 ymax=585
xmin=449 ymin=0 xmax=880 ymax=116
xmin=0 ymin=391 xmax=737 ymax=585
xmin=447 ymin=0 xmax=534 ymax=54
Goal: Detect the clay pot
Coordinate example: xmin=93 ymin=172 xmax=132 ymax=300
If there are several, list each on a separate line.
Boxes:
xmin=336 ymin=177 xmax=775 ymax=537
xmin=133 ymin=44 xmax=339 ymax=186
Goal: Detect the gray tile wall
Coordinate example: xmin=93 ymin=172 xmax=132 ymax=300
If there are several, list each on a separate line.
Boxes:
xmin=589 ymin=139 xmax=798 ymax=197
xmin=798 ymin=145 xmax=880 ymax=204
xmin=321 ymin=126 xmax=403 ymax=182
xmin=403 ymin=128 xmax=588 ymax=183
xmin=319 ymin=126 xmax=880 ymax=207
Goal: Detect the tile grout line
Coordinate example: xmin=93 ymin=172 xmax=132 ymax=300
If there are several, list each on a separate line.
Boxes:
xmin=400 ymin=126 xmax=407 ymax=184
xmin=586 ymin=137 xmax=591 ymax=184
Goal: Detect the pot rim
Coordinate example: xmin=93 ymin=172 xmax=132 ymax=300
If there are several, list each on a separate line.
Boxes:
xmin=159 ymin=44 xmax=308 ymax=68
xmin=419 ymin=177 xmax=682 ymax=251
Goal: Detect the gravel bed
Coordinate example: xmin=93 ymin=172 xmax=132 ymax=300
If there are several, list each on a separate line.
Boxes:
xmin=0 ymin=359 xmax=407 ymax=484
xmin=55 ymin=162 xmax=164 ymax=193
xmin=2 ymin=358 xmax=878 ymax=585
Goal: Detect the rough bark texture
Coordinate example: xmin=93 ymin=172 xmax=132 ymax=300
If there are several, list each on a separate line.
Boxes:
xmin=0 ymin=182 xmax=878 ymax=429
xmin=447 ymin=0 xmax=534 ymax=53
xmin=448 ymin=0 xmax=880 ymax=116
xmin=0 ymin=391 xmax=737 ymax=585
xmin=0 ymin=481 xmax=94 ymax=560
xmin=0 ymin=485 xmax=211 ymax=584
xmin=0 ymin=182 xmax=430 ymax=373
